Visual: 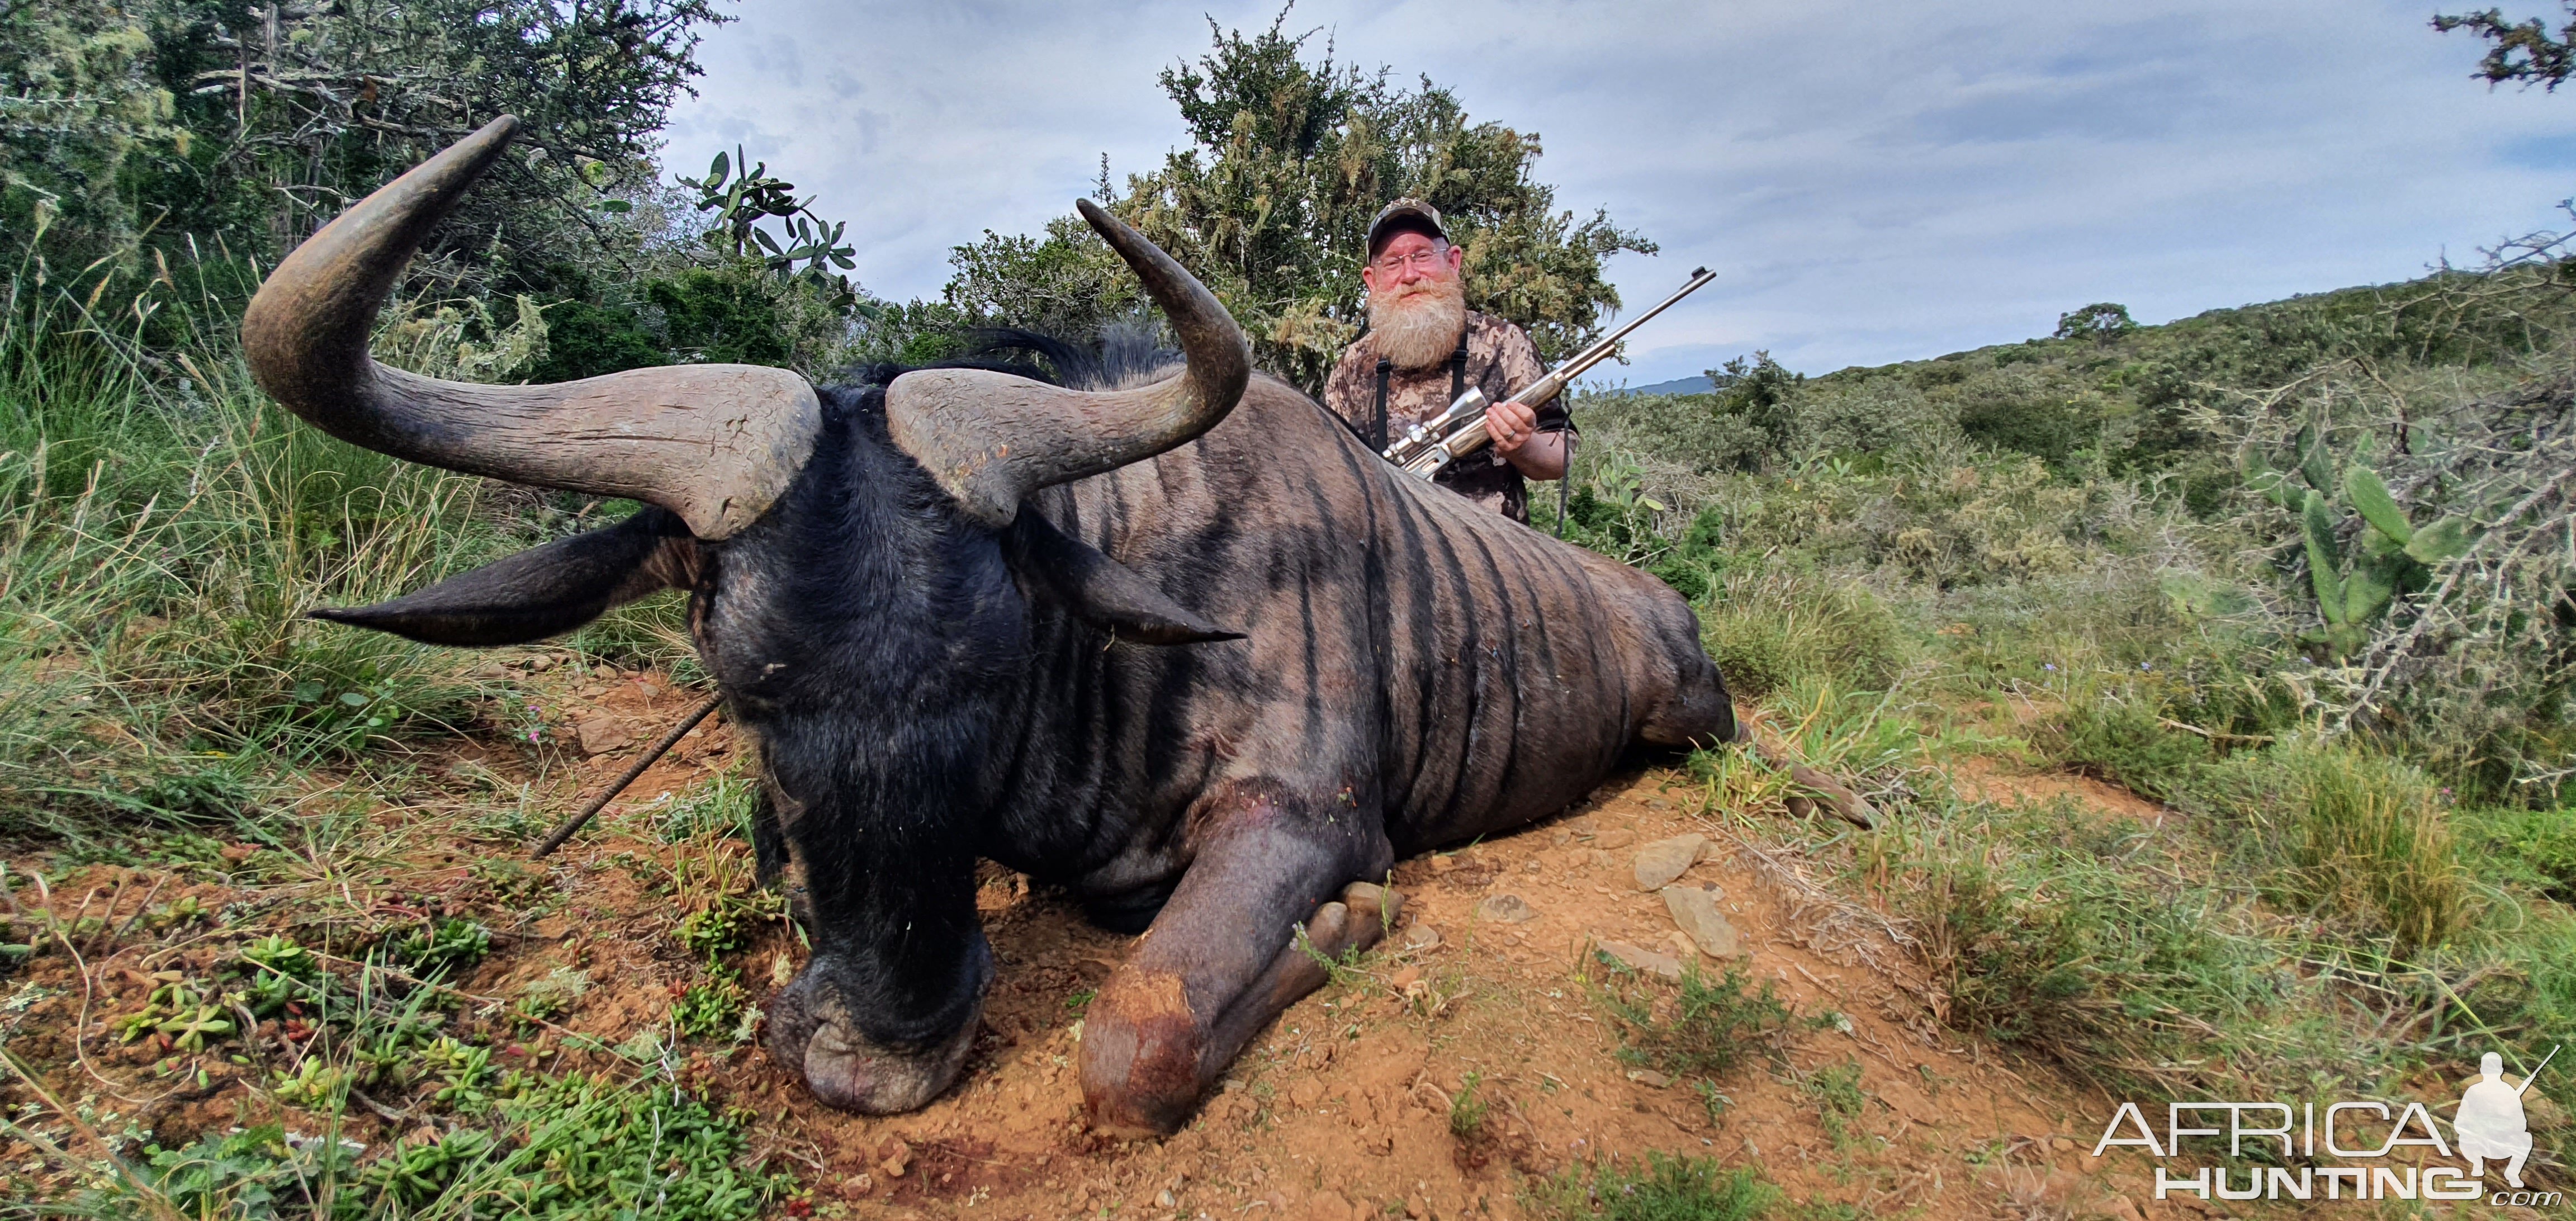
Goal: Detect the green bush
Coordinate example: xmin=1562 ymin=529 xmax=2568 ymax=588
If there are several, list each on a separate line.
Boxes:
xmin=1698 ymin=568 xmax=1905 ymax=698
xmin=2275 ymin=742 xmax=2473 ymax=953
xmin=2035 ymin=693 xmax=2209 ymax=803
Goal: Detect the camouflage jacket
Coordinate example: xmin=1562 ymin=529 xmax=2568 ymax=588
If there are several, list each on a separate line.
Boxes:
xmin=1321 ymin=310 xmax=1571 ymax=523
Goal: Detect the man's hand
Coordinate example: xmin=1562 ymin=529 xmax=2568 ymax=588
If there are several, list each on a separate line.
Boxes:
xmin=1485 ymin=398 xmax=1539 ymax=455
xmin=1485 ymin=397 xmax=1568 ymax=480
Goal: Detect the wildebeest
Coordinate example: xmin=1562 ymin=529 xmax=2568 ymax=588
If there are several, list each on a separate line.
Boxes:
xmin=246 ymin=116 xmax=1744 ymax=1135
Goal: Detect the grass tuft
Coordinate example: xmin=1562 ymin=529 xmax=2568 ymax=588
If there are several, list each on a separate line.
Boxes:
xmin=1524 ymin=1153 xmax=1778 ymax=1221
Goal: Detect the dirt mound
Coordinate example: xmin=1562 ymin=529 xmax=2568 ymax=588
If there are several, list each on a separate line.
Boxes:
xmin=1 ymin=664 xmax=2190 ymax=1218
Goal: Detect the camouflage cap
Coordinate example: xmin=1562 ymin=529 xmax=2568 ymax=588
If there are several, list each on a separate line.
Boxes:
xmin=1365 ymin=198 xmax=1448 ymax=258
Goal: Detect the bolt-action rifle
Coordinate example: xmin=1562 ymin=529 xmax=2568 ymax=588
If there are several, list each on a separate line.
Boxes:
xmin=1381 ymin=266 xmax=1719 ymax=480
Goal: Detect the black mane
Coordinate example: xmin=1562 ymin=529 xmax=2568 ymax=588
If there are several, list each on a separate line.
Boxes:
xmin=835 ymin=323 xmax=1180 ymax=395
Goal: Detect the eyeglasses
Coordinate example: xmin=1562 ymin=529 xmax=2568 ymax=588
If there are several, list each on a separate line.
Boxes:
xmin=1370 ymin=245 xmax=1450 ymax=275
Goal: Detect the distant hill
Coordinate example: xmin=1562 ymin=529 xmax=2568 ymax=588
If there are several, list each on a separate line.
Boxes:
xmin=1589 ymin=374 xmax=1714 ymax=396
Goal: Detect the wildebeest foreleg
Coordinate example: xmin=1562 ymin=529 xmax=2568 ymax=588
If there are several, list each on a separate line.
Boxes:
xmin=1078 ymin=778 xmax=1394 ymax=1137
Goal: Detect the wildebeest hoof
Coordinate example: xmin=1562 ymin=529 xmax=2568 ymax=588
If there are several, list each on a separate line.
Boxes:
xmin=766 ymin=964 xmax=984 ymax=1114
xmin=1338 ymin=881 xmax=1403 ymax=944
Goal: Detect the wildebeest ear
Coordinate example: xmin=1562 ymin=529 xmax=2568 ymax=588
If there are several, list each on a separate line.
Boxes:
xmin=307 ymin=508 xmax=698 ymax=646
xmin=1000 ymin=510 xmax=1245 ymax=646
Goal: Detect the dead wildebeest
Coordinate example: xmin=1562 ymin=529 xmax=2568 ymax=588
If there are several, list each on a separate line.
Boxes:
xmin=247 ymin=116 xmax=1762 ymax=1136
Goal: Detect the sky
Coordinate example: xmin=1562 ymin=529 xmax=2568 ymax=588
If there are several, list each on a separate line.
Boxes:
xmin=664 ymin=0 xmax=2576 ymax=384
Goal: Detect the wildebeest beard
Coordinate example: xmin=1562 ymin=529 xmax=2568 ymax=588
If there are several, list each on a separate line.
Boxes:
xmin=1367 ymin=272 xmax=1466 ymax=371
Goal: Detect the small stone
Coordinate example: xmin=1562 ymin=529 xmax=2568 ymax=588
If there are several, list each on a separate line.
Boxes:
xmin=1626 ymin=1068 xmax=1674 ymax=1088
xmin=576 ymin=716 xmax=634 ymax=756
xmin=470 ymin=662 xmax=513 ymax=679
xmin=2050 ymin=1135 xmax=2075 ymax=1152
xmin=842 ymin=1172 xmax=874 ymax=1198
xmin=1476 ymin=894 xmax=1537 ymax=924
xmin=1593 ymin=829 xmax=1635 ymax=849
xmin=1289 ymin=1078 xmax=1324 ymax=1108
xmin=1428 ymin=854 xmax=1455 ymax=874
xmin=878 ymin=1138 xmax=911 ymax=1179
xmin=1632 ymin=833 xmax=1707 ymax=890
xmin=1598 ymin=939 xmax=1683 ymax=979
xmin=577 ymin=683 xmax=610 ymax=698
xmin=1390 ymin=965 xmax=1423 ymax=991
xmin=1157 ymin=1189 xmax=1177 ymax=1208
xmin=1663 ymin=883 xmax=1743 ymax=957
xmin=1401 ymin=922 xmax=1441 ymax=950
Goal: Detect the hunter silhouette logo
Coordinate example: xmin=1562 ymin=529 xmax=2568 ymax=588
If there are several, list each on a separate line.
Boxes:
xmin=2088 ymin=1045 xmax=2560 ymax=1205
xmin=2457 ymin=1046 xmax=2553 ymax=1190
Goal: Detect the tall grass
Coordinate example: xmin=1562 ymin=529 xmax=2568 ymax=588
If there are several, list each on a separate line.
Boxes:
xmin=2276 ymin=741 xmax=2474 ymax=953
xmin=0 ymin=244 xmax=611 ymax=840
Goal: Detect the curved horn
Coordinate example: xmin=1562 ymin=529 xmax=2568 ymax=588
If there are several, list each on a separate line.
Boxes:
xmin=884 ymin=199 xmax=1251 ymax=527
xmin=240 ymin=116 xmax=819 ymax=539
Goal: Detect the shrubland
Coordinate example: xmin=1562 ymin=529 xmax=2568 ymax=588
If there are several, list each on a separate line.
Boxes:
xmin=4 ymin=0 xmax=2573 ymax=1210
xmin=1554 ymin=248 xmax=2576 ymax=1147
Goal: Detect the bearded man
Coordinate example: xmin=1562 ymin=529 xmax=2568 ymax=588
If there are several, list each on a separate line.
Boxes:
xmin=1323 ymin=200 xmax=1570 ymax=522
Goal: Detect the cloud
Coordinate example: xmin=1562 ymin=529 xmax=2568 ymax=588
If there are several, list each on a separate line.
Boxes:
xmin=668 ymin=0 xmax=2576 ymax=379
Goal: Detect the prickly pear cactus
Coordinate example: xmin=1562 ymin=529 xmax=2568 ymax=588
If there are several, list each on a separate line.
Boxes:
xmin=2241 ymin=427 xmax=2473 ymax=661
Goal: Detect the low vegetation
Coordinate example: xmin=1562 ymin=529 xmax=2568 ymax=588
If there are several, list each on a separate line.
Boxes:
xmin=1555 ymin=243 xmax=2576 ymax=1163
xmin=6 ymin=0 xmax=2574 ymax=1210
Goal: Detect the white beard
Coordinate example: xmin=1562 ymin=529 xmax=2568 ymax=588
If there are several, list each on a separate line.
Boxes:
xmin=1367 ymin=275 xmax=1467 ymax=371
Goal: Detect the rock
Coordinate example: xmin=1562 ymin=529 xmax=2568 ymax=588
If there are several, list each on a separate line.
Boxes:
xmin=1632 ymin=834 xmax=1707 ymax=890
xmin=1428 ymin=854 xmax=1455 ymax=874
xmin=1664 ymin=931 xmax=1701 ymax=964
xmin=1289 ymin=1079 xmax=1324 ymax=1108
xmin=1598 ymin=939 xmax=1683 ymax=980
xmin=470 ymin=662 xmax=513 ymax=679
xmin=841 ymin=1172 xmax=874 ymax=1198
xmin=1390 ymin=965 xmax=1422 ymax=991
xmin=1157 ymin=1190 xmax=1177 ymax=1208
xmin=1401 ymin=922 xmax=1441 ymax=950
xmin=2049 ymin=1135 xmax=2075 ymax=1153
xmin=878 ymin=1138 xmax=911 ymax=1179
xmin=576 ymin=716 xmax=634 ymax=756
xmin=1476 ymin=894 xmax=1537 ymax=924
xmin=1626 ymin=1068 xmax=1674 ymax=1088
xmin=1593 ymin=829 xmax=1635 ymax=850
xmin=1663 ymin=883 xmax=1742 ymax=957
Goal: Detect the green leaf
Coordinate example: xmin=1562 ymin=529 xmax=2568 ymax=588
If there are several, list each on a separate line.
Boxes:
xmin=337 ymin=692 xmax=370 ymax=708
xmin=707 ymin=151 xmax=728 ymax=189
xmin=2238 ymin=448 xmax=2299 ymax=509
xmin=2405 ymin=517 xmax=2473 ymax=564
xmin=2296 ymin=424 xmax=2334 ymax=494
xmin=598 ymin=198 xmax=632 ymax=213
xmin=2346 ymin=559 xmax=2398 ymax=627
xmin=2342 ymin=466 xmax=2412 ymax=544
xmin=2302 ymin=490 xmax=2345 ymax=624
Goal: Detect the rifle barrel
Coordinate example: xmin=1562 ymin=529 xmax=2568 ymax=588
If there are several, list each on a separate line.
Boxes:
xmin=1552 ymin=266 xmax=1717 ymax=387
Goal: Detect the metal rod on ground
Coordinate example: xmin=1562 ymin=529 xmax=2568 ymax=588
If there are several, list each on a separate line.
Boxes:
xmin=531 ymin=695 xmax=721 ymax=858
